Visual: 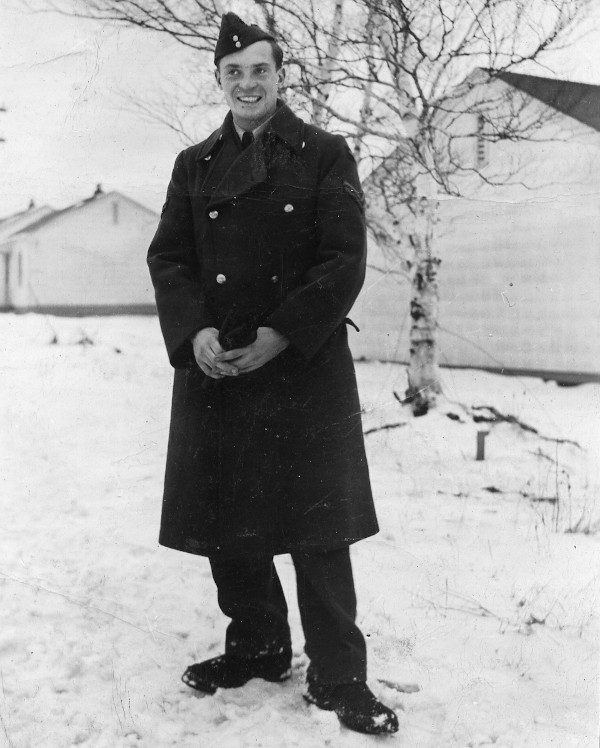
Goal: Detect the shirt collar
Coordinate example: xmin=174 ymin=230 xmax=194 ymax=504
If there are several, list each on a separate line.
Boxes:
xmin=195 ymin=100 xmax=305 ymax=160
xmin=232 ymin=113 xmax=274 ymax=141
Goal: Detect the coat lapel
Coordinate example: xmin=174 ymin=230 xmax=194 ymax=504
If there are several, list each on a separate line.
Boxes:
xmin=207 ymin=144 xmax=268 ymax=206
xmin=200 ymin=104 xmax=306 ymax=207
xmin=199 ymin=112 xmax=263 ymax=206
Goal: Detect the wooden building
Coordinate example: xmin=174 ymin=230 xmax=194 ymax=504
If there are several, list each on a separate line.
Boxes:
xmin=351 ymin=72 xmax=600 ymax=383
xmin=0 ymin=188 xmax=158 ymax=314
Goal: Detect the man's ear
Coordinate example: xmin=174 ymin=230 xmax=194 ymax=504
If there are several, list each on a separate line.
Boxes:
xmin=215 ymin=68 xmax=222 ymax=88
xmin=277 ymin=67 xmax=286 ymax=87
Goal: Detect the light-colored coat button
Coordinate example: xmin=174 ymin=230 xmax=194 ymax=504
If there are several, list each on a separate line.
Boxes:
xmin=204 ymin=154 xmax=212 ymax=161
xmin=270 ymin=275 xmax=279 ymax=283
xmin=284 ymin=204 xmax=294 ymax=212
xmin=209 ymin=210 xmax=219 ymax=219
xmin=216 ymin=274 xmax=226 ymax=284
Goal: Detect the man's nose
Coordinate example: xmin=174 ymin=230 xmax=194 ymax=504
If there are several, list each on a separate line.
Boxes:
xmin=238 ymin=74 xmax=257 ymax=89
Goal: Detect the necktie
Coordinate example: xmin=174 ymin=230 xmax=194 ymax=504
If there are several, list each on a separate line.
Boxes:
xmin=241 ymin=131 xmax=254 ymax=149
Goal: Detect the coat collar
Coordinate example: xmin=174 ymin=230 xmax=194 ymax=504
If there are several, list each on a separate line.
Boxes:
xmin=200 ymin=102 xmax=306 ymax=207
xmin=195 ymin=127 xmax=224 ymax=161
xmin=195 ymin=100 xmax=305 ymax=162
xmin=264 ymin=101 xmax=305 ymax=155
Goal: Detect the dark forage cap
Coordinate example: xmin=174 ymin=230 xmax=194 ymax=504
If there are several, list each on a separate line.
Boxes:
xmin=214 ymin=12 xmax=275 ymax=65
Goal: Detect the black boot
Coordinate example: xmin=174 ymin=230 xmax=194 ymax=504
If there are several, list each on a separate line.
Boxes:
xmin=304 ymin=678 xmax=399 ymax=735
xmin=182 ymin=651 xmax=291 ymax=694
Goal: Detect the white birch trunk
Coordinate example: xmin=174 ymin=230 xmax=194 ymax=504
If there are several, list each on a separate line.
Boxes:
xmin=353 ymin=8 xmax=375 ymax=160
xmin=313 ymin=0 xmax=344 ymax=127
xmin=405 ymin=198 xmax=441 ymax=415
xmin=376 ymin=22 xmax=441 ymax=413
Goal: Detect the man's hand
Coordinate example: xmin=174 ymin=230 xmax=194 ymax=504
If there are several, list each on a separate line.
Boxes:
xmin=214 ymin=327 xmax=289 ymax=374
xmin=191 ymin=327 xmax=239 ymax=379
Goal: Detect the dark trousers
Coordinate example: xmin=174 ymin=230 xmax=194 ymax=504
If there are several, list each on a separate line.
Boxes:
xmin=208 ymin=547 xmax=367 ymax=685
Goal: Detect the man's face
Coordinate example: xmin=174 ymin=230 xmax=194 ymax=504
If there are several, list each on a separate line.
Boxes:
xmin=216 ymin=40 xmax=285 ymax=131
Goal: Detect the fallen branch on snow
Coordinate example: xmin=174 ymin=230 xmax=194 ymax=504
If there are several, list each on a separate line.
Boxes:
xmin=377 ymin=679 xmax=420 ymax=694
xmin=364 ymin=422 xmax=407 ymax=436
xmin=469 ymin=405 xmax=582 ymax=449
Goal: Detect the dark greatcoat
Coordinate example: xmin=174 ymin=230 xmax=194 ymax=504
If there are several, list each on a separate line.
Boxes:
xmin=147 ymin=102 xmax=379 ymax=557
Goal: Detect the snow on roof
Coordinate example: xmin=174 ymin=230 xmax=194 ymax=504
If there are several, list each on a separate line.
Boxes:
xmin=0 ymin=205 xmax=56 ymax=244
xmin=497 ymin=71 xmax=600 ymax=133
xmin=0 ymin=204 xmax=54 ymax=228
xmin=14 ymin=190 xmax=158 ymax=235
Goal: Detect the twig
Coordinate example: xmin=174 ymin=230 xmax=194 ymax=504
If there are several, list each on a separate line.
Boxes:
xmin=364 ymin=421 xmax=407 ymax=435
xmin=0 ymin=673 xmax=13 ymax=748
xmin=0 ymin=570 xmax=176 ymax=639
xmin=411 ymin=587 xmax=504 ymax=622
xmin=470 ymin=405 xmax=582 ymax=449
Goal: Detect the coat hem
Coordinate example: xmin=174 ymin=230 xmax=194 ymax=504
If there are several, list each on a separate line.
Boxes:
xmin=158 ymin=528 xmax=379 ymax=558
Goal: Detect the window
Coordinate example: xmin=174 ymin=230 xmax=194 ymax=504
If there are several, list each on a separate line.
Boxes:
xmin=17 ymin=252 xmax=23 ymax=286
xmin=112 ymin=201 xmax=119 ymax=225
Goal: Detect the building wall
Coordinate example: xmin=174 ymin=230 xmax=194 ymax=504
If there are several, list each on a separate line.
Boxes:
xmin=0 ymin=237 xmax=31 ymax=309
xmin=0 ymin=252 xmax=9 ymax=308
xmin=351 ymin=83 xmax=600 ymax=380
xmin=351 ymin=190 xmax=600 ymax=379
xmin=445 ymin=85 xmax=600 ymax=204
xmin=437 ymin=193 xmax=599 ymax=375
xmin=16 ymin=194 xmax=158 ymax=311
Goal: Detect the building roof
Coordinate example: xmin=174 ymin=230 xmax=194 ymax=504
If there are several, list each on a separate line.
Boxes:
xmin=0 ymin=204 xmax=53 ymax=229
xmin=497 ymin=71 xmax=600 ymax=132
xmin=14 ymin=189 xmax=158 ymax=236
xmin=0 ymin=205 xmax=55 ymax=243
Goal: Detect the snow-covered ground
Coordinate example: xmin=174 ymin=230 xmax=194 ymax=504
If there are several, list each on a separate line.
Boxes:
xmin=1 ymin=314 xmax=598 ymax=748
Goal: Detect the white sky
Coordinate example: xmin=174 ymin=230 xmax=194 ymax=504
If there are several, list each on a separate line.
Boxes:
xmin=1 ymin=2 xmax=599 ymax=218
xmin=0 ymin=3 xmax=194 ymax=217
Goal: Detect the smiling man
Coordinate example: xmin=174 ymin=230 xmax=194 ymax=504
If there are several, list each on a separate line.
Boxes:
xmin=218 ymin=40 xmax=283 ymax=133
xmin=147 ymin=12 xmax=398 ymax=736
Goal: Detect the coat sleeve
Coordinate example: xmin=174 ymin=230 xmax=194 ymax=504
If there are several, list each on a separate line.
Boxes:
xmin=147 ymin=151 xmax=215 ymax=368
xmin=264 ymin=135 xmax=367 ymax=360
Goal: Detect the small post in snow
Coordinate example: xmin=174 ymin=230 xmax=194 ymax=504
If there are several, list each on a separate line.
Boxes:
xmin=476 ymin=430 xmax=489 ymax=461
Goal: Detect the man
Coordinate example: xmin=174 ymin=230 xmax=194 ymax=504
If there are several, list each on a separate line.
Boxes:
xmin=147 ymin=12 xmax=398 ymax=736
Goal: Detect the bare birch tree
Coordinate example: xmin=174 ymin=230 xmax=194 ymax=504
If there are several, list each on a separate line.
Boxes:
xmin=34 ymin=0 xmax=591 ymax=413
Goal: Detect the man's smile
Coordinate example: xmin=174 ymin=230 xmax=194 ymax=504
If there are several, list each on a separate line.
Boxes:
xmin=237 ymin=95 xmax=262 ymax=103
